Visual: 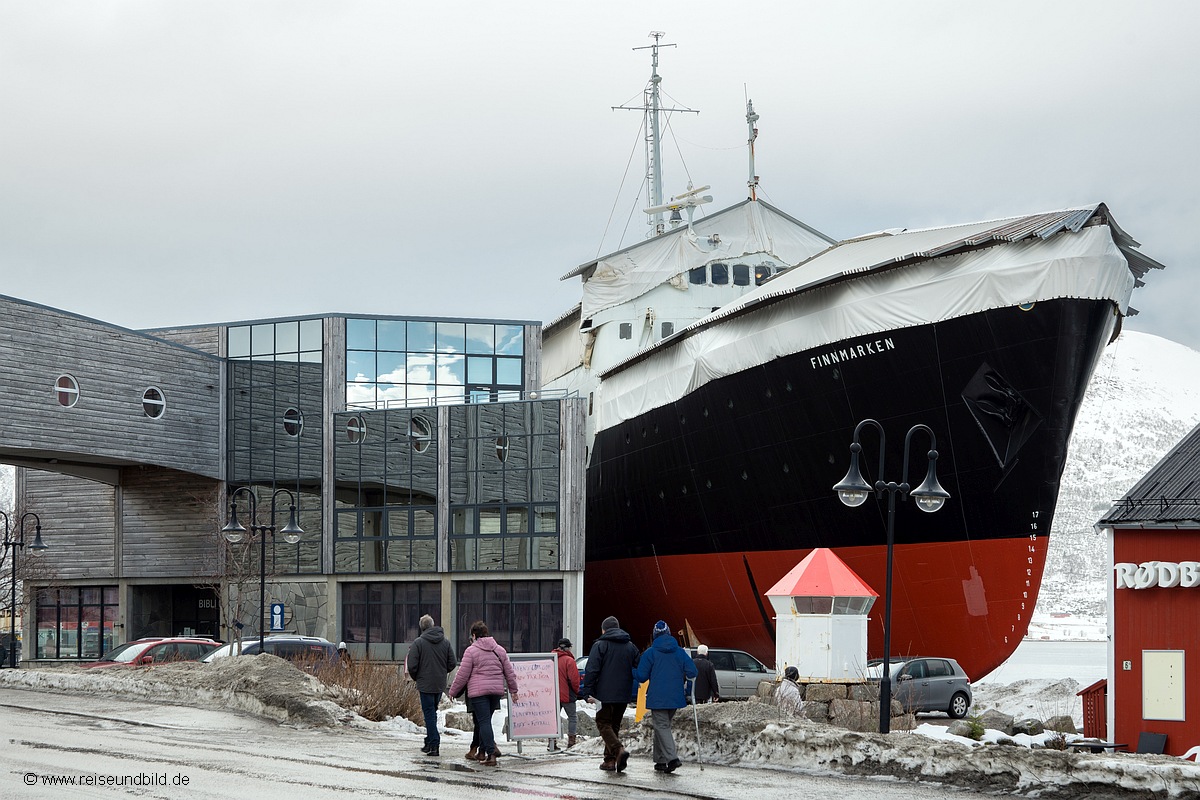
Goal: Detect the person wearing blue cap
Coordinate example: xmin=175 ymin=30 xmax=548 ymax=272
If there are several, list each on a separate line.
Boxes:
xmin=634 ymin=619 xmax=698 ymax=773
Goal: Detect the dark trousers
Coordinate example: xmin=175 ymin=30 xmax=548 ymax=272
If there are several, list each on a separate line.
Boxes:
xmin=595 ymin=702 xmax=628 ymax=760
xmin=469 ymin=694 xmax=500 ymax=757
xmin=420 ymin=691 xmax=441 ymax=748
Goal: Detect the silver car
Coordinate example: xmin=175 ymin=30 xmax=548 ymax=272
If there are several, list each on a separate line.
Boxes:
xmin=689 ymin=648 xmax=776 ymax=700
xmin=868 ymin=657 xmax=973 ymax=718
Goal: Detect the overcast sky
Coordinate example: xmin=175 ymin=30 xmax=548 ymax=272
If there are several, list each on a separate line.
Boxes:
xmin=2 ymin=2 xmax=1196 ymax=351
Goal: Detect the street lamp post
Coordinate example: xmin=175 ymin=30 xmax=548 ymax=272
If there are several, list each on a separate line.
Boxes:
xmin=2 ymin=511 xmax=48 ymax=669
xmin=220 ymin=487 xmax=303 ymax=652
xmin=833 ymin=419 xmax=950 ymax=734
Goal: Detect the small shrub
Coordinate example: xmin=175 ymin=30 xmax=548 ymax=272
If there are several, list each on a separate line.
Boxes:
xmin=1043 ymin=731 xmax=1069 ymax=751
xmin=965 ymin=714 xmax=985 ymax=741
xmin=311 ymin=657 xmax=423 ymax=723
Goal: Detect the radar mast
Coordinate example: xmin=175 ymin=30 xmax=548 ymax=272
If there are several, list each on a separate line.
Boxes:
xmin=613 ymin=32 xmax=698 ymax=236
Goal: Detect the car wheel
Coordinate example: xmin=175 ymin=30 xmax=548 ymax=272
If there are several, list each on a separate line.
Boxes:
xmin=948 ymin=692 xmax=969 ymax=719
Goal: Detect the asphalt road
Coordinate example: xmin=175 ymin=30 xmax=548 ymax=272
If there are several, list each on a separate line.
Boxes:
xmin=0 ymin=685 xmax=1000 ymax=800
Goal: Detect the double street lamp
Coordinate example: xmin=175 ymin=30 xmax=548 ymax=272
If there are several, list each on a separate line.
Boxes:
xmin=221 ymin=487 xmax=303 ymax=652
xmin=833 ymin=419 xmax=950 ymax=734
xmin=2 ymin=511 xmax=48 ymax=669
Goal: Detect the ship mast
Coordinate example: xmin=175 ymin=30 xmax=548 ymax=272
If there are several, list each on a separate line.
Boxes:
xmin=613 ymin=32 xmax=698 ymax=236
xmin=746 ymin=98 xmax=759 ymax=201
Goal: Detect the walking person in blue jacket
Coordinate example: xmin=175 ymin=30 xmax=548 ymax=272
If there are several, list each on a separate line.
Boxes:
xmin=634 ymin=620 xmax=698 ymax=773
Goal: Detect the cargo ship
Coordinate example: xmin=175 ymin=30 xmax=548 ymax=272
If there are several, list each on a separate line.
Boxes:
xmin=542 ymin=37 xmax=1162 ymax=680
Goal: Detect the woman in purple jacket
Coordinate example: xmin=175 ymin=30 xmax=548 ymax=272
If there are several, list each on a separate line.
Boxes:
xmin=448 ymin=620 xmax=519 ymax=766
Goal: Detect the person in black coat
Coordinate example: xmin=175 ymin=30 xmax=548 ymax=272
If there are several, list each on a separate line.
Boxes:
xmin=407 ymin=614 xmax=458 ymax=757
xmin=692 ymin=644 xmax=720 ymax=703
xmin=579 ymin=615 xmax=640 ymax=772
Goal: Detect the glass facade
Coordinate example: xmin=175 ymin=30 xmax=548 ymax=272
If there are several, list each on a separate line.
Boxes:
xmin=36 ymin=586 xmax=118 ymax=660
xmin=455 ymin=580 xmax=563 ymax=656
xmin=333 ymin=406 xmax=440 ymax=574
xmin=449 ymin=402 xmax=560 ymax=571
xmin=346 ymin=317 xmax=524 ymax=408
xmin=341 ymin=580 xmax=441 ymax=661
xmin=226 ymin=318 xmax=324 ymax=574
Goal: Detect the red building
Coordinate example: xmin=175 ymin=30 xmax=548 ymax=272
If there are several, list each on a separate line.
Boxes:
xmin=1098 ymin=422 xmax=1200 ymax=756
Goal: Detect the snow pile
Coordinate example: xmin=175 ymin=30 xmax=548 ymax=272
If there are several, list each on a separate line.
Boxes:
xmin=5 ymin=664 xmax=1200 ymax=798
xmin=0 ymin=657 xmax=354 ymax=727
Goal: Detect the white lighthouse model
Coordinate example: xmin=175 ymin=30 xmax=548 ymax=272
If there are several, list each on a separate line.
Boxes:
xmin=766 ymin=548 xmax=878 ymax=680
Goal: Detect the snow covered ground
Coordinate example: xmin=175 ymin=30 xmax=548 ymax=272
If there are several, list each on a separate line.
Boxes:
xmin=2 ymin=659 xmax=1198 ymax=799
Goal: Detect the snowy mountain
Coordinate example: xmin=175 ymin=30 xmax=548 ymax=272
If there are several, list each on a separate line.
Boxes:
xmin=1037 ymin=330 xmax=1200 ymax=618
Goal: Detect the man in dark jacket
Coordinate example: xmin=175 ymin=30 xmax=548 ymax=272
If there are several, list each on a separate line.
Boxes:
xmin=692 ymin=644 xmax=720 ymax=703
xmin=579 ymin=615 xmax=640 ymax=772
xmin=635 ymin=620 xmax=698 ymax=773
xmin=407 ymin=614 xmax=458 ymax=757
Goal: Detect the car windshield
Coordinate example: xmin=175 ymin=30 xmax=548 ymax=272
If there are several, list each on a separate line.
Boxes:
xmin=98 ymin=641 xmax=151 ymax=664
xmin=203 ymin=641 xmax=262 ymax=660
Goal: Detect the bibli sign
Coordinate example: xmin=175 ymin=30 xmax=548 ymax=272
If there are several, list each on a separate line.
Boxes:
xmin=506 ymin=652 xmax=560 ymax=739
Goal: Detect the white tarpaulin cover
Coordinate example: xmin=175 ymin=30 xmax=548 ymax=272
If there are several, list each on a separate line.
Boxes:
xmin=596 ymin=219 xmax=1136 ymax=432
xmin=573 ymin=200 xmax=833 ymax=322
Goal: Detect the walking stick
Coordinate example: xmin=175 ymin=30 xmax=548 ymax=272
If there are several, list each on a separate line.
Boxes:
xmin=691 ymin=682 xmax=704 ymax=771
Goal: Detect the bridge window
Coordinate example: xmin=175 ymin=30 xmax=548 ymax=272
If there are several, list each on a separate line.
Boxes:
xmin=733 ymin=264 xmax=750 ymax=286
xmin=754 ymin=265 xmax=773 ymax=286
xmin=688 ymin=266 xmax=706 ymax=285
xmin=55 ymin=375 xmax=79 ymax=408
xmin=141 ymin=387 xmax=166 ymax=419
xmin=619 ymin=323 xmax=632 ymax=339
xmin=710 ymin=263 xmax=729 ymax=285
xmin=661 ymin=322 xmax=674 ymax=337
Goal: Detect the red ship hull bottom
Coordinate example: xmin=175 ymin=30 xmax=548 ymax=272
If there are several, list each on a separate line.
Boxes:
xmin=584 ymin=535 xmax=1046 ymax=682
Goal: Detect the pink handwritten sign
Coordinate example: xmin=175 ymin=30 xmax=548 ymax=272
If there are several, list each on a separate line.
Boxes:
xmin=507 ymin=653 xmax=560 ymax=739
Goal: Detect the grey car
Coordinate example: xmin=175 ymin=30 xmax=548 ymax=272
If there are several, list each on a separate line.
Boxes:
xmin=869 ymin=657 xmax=973 ymax=718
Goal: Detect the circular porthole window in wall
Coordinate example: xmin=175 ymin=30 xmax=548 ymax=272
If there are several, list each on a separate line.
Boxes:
xmin=347 ymin=415 xmax=366 ymax=444
xmin=283 ymin=407 xmax=304 ymax=437
xmin=408 ymin=414 xmax=432 ymax=453
xmin=142 ymin=387 xmax=166 ymax=419
xmin=55 ymin=374 xmax=80 ymax=408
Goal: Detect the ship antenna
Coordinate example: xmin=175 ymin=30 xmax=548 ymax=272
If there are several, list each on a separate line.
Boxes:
xmin=746 ymin=94 xmax=760 ymax=201
xmin=614 ymin=31 xmax=698 ymax=236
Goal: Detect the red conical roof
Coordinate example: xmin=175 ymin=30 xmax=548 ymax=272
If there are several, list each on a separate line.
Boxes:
xmin=765 ymin=548 xmax=879 ymax=598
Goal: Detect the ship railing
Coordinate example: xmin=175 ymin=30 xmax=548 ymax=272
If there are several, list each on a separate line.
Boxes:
xmin=347 ymin=387 xmax=573 ymax=412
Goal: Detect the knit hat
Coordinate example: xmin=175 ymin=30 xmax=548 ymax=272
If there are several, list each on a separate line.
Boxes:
xmin=784 ymin=666 xmax=799 ymax=681
xmin=653 ymin=620 xmax=670 ymax=637
xmin=601 ymin=616 xmax=620 ymax=631
xmin=696 ymin=644 xmax=708 ymax=656
xmin=557 ymin=637 xmax=573 ymax=649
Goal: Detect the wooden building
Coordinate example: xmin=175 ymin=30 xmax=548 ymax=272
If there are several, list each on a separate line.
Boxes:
xmin=1 ymin=294 xmax=587 ymax=664
xmin=1097 ymin=421 xmax=1200 ymax=756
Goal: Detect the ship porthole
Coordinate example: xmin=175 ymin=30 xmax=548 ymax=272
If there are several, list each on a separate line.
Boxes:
xmin=658 ymin=490 xmax=665 ymax=499
xmin=741 ymin=471 xmax=749 ymax=481
xmin=727 ymin=399 xmax=734 ymax=409
xmin=625 ymin=433 xmax=630 ymax=444
xmin=681 ymin=485 xmax=688 ymax=494
xmin=703 ymin=408 xmax=709 ymax=418
xmin=641 ymin=427 xmax=647 ymax=438
xmin=765 ymin=388 xmax=772 ymax=399
xmin=786 ymin=381 xmax=793 ymax=392
xmin=1019 ymin=302 xmax=1036 ymax=311
xmin=705 ymin=479 xmax=712 ymax=489
xmin=679 ymin=415 xmax=686 ymax=425
xmin=782 ymin=463 xmax=790 ymax=473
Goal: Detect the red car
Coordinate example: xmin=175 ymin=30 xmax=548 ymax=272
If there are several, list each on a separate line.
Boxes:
xmin=83 ymin=637 xmax=222 ymax=669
